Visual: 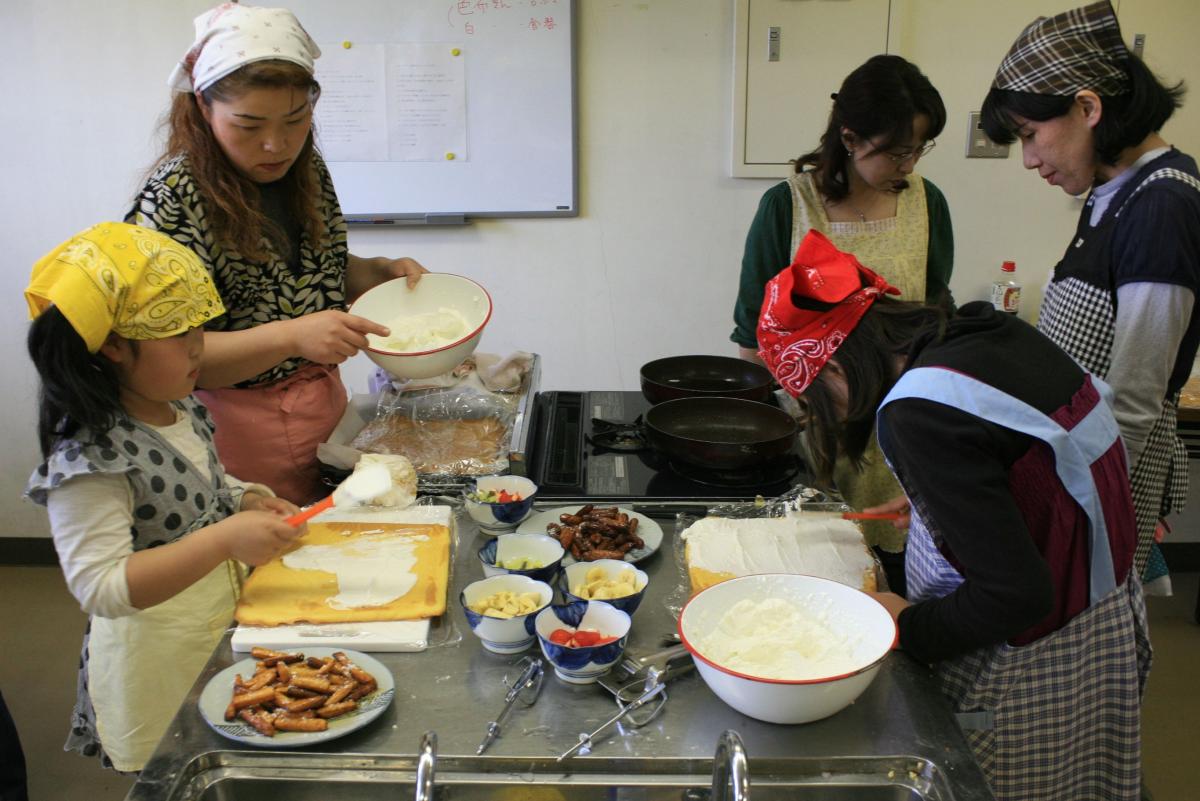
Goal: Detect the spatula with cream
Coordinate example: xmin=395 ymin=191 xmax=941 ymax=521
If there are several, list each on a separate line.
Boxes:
xmin=285 ymin=464 xmax=393 ymax=527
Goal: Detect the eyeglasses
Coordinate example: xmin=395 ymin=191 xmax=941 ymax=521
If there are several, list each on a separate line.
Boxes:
xmin=883 ymin=140 xmax=936 ymax=163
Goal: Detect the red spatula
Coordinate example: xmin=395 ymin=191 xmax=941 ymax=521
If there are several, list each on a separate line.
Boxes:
xmin=285 ymin=465 xmax=392 ymax=527
xmin=841 ymin=511 xmax=904 ymax=521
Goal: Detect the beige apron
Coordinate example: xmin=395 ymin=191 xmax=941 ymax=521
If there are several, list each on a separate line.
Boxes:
xmin=87 ymin=561 xmax=243 ymax=772
xmin=787 ymin=171 xmax=930 ymax=552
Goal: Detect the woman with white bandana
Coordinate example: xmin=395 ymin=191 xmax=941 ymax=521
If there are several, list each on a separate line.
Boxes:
xmin=23 ymin=223 xmax=305 ymax=772
xmin=759 ymin=229 xmax=1149 ymax=801
xmin=980 ymin=1 xmax=1200 ymax=594
xmin=128 ymin=4 xmax=428 ymax=505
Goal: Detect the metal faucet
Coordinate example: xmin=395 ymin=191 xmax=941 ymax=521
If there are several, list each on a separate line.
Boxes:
xmin=414 ymin=731 xmax=437 ymax=801
xmin=711 ymin=730 xmax=750 ymax=801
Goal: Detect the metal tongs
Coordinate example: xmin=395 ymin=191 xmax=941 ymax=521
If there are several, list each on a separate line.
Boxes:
xmin=557 ymin=667 xmax=669 ymax=761
xmin=476 ymin=657 xmax=544 ymax=755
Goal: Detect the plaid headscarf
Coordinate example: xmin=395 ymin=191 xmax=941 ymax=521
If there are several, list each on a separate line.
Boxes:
xmin=757 ymin=231 xmax=899 ymax=398
xmin=993 ymin=1 xmax=1130 ymax=97
xmin=168 ymin=3 xmax=321 ymax=94
xmin=26 ymin=223 xmax=225 ymax=352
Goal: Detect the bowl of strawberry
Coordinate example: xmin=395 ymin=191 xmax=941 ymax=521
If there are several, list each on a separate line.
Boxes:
xmin=464 ymin=475 xmax=539 ymax=532
xmin=534 ymin=600 xmax=631 ymax=684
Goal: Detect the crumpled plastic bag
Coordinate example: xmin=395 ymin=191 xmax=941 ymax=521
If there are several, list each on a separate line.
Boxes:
xmin=369 ymin=351 xmax=534 ymax=394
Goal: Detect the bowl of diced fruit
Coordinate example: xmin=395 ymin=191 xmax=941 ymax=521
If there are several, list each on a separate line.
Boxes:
xmin=464 ymin=475 xmax=538 ymax=532
xmin=560 ymin=559 xmax=649 ymax=617
xmin=535 ymin=600 xmax=632 ymax=684
xmin=461 ymin=574 xmax=554 ymax=654
xmin=478 ymin=533 xmax=565 ymax=584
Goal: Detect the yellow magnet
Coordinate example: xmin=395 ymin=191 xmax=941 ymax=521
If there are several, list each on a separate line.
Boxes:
xmin=451 ymin=48 xmax=461 ymax=56
xmin=342 ymin=41 xmax=352 ymax=49
xmin=445 ymin=152 xmax=456 ymax=161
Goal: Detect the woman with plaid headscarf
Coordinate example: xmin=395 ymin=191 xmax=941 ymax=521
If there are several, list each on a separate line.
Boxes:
xmin=760 ymin=229 xmax=1149 ymax=801
xmin=981 ymin=1 xmax=1199 ymax=596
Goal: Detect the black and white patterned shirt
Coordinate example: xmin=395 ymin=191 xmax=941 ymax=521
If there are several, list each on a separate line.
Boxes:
xmin=126 ymin=153 xmax=350 ymax=387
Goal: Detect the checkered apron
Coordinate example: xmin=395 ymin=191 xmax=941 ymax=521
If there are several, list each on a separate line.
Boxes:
xmin=1038 ymin=168 xmax=1200 ymax=576
xmin=880 ymin=367 xmax=1151 ymax=801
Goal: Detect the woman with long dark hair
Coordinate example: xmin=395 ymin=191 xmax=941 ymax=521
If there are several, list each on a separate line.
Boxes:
xmin=128 ymin=4 xmax=428 ymax=504
xmin=980 ymin=1 xmax=1198 ymax=593
xmin=732 ymin=54 xmax=954 ymax=594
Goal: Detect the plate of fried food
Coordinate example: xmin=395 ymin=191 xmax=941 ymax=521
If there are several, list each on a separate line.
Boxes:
xmin=517 ymin=504 xmax=663 ymax=564
xmin=198 ymin=647 xmax=395 ymax=747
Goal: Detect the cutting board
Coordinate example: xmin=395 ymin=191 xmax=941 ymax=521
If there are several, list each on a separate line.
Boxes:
xmin=232 ymin=506 xmax=453 ymax=652
xmin=230 ymin=619 xmax=431 ymax=653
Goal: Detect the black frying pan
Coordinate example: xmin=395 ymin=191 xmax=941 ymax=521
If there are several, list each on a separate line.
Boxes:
xmin=643 ymin=397 xmax=797 ymax=470
xmin=640 ymin=355 xmax=774 ymax=406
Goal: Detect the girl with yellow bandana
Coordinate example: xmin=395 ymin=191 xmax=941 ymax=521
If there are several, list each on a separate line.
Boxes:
xmin=23 ymin=222 xmax=304 ymax=773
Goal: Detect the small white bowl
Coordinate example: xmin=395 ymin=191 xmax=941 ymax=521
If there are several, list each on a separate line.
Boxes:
xmin=559 ymin=559 xmax=649 ymax=617
xmin=679 ymin=574 xmax=896 ymax=724
xmin=535 ymin=601 xmax=632 ymax=684
xmin=478 ymin=533 xmax=565 ymax=584
xmin=464 ymin=476 xmax=539 ymax=532
xmin=350 ymin=273 xmax=492 ymax=380
xmin=461 ymin=575 xmax=553 ymax=655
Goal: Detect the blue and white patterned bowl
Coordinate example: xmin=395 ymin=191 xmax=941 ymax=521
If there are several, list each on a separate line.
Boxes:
xmin=461 ymin=574 xmax=554 ymax=655
xmin=559 ymin=559 xmax=649 ymax=617
xmin=463 ymin=476 xmax=539 ymax=532
xmin=535 ymin=601 xmax=632 ymax=684
xmin=478 ymin=533 xmax=565 ymax=584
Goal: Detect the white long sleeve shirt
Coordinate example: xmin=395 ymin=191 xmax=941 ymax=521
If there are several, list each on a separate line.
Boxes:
xmin=49 ymin=410 xmax=268 ymax=618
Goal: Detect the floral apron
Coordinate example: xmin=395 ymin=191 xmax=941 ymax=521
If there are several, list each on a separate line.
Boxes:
xmin=879 ymin=367 xmax=1151 ymax=801
xmin=788 ymin=171 xmax=930 ymax=554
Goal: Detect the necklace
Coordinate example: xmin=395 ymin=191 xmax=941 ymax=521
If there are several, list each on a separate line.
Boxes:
xmin=824 ymin=195 xmax=868 ymax=223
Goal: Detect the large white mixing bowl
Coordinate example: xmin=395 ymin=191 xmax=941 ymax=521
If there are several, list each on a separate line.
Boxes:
xmin=350 ymin=273 xmax=492 ymax=379
xmin=678 ymin=573 xmax=897 ymax=724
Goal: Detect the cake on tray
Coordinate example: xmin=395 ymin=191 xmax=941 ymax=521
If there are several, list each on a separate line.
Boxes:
xmin=236 ymin=513 xmax=451 ymax=626
xmin=681 ymin=512 xmax=877 ymax=594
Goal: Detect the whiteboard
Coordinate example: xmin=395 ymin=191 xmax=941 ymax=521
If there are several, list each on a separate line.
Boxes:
xmin=292 ymin=0 xmax=576 ymax=222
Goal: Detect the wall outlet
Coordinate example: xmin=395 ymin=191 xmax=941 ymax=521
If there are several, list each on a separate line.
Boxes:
xmin=965 ymin=111 xmax=1010 ymax=159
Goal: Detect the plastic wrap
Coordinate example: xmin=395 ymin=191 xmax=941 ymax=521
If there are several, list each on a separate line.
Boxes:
xmin=320 ymin=353 xmax=538 ymax=493
xmin=662 ymin=484 xmax=883 ymax=617
xmin=348 ymin=383 xmax=518 ymax=478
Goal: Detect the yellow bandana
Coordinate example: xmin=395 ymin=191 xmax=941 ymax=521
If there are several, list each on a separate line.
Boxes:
xmin=25 ymin=222 xmax=225 ymax=352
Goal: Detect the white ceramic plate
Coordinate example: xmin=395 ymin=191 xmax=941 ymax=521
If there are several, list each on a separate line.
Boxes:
xmin=198 ymin=647 xmax=395 ymax=748
xmin=517 ymin=506 xmax=663 ymax=564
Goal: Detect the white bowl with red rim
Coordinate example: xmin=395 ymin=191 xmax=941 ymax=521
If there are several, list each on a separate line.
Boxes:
xmin=350 ymin=273 xmax=492 ymax=379
xmin=678 ymin=573 xmax=897 ymax=724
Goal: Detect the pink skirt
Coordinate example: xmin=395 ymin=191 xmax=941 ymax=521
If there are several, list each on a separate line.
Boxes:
xmin=196 ymin=365 xmax=348 ymax=505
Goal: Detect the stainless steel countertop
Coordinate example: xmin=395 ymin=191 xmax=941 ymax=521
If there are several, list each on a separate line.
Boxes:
xmin=128 ymin=504 xmax=995 ymax=801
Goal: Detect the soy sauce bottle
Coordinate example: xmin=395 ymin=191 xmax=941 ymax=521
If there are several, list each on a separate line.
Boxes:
xmin=990 ymin=260 xmax=1021 ymax=315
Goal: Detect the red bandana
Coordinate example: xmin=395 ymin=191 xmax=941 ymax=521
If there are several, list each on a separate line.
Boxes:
xmin=756 ymin=230 xmax=899 ymax=397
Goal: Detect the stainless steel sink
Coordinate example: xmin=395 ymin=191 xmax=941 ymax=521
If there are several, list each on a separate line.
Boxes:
xmin=159 ymin=752 xmax=950 ymax=801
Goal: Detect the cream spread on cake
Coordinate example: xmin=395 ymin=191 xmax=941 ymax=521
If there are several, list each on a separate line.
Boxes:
xmin=691 ymin=596 xmax=863 ymax=680
xmin=681 ymin=514 xmax=873 ymax=588
xmin=282 ymin=533 xmax=430 ymax=609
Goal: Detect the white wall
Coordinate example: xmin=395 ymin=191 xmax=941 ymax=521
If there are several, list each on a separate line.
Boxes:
xmin=2 ymin=0 xmax=1197 ymax=539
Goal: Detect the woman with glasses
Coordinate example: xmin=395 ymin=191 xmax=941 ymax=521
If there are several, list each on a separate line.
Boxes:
xmin=732 ymin=54 xmax=954 ymax=596
xmin=981 ymin=1 xmax=1198 ymax=596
